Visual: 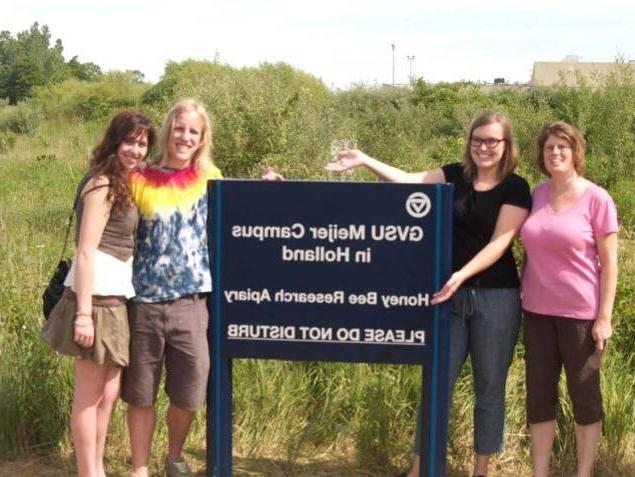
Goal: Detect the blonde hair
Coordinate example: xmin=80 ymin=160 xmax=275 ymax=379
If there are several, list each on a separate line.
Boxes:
xmin=156 ymin=98 xmax=214 ymax=170
xmin=461 ymin=111 xmax=518 ymax=181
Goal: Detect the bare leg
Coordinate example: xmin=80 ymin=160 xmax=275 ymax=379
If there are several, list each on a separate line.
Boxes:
xmin=94 ymin=365 xmax=121 ymax=477
xmin=128 ymin=404 xmax=156 ymax=477
xmin=71 ymin=359 xmax=110 ymax=477
xmin=406 ymin=455 xmax=420 ymax=477
xmin=166 ymin=404 xmax=195 ymax=461
xmin=473 ymin=453 xmax=490 ymax=475
xmin=575 ymin=421 xmax=601 ymax=477
xmin=530 ymin=420 xmax=557 ymax=477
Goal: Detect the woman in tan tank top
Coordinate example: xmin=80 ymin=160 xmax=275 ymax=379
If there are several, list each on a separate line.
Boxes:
xmin=42 ymin=110 xmax=155 ymax=477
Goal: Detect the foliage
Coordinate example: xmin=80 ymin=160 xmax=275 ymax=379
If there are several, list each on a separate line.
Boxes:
xmin=66 ymin=56 xmax=102 ymax=82
xmin=0 ymin=23 xmax=102 ymax=104
xmin=142 ymin=60 xmax=335 ymax=177
xmin=0 ymin=130 xmax=16 ymax=153
xmin=2 ymin=59 xmax=635 ymax=475
xmin=0 ymin=102 xmax=44 ymax=136
xmin=31 ymin=72 xmax=149 ymax=122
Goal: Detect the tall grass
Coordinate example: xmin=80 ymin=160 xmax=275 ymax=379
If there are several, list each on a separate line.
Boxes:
xmin=1 ymin=61 xmax=635 ymax=475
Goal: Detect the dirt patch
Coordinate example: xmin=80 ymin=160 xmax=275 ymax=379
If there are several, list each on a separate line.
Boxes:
xmin=0 ymin=454 xmax=393 ymax=476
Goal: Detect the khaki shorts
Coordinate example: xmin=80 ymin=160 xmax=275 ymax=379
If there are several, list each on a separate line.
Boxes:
xmin=121 ymin=294 xmax=210 ymax=411
xmin=41 ymin=288 xmax=129 ymax=366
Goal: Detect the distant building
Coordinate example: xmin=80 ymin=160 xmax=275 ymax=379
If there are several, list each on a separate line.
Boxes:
xmin=530 ymin=59 xmax=635 ymax=87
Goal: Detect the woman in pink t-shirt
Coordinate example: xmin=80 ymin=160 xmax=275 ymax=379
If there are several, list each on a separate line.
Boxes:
xmin=520 ymin=122 xmax=618 ymax=477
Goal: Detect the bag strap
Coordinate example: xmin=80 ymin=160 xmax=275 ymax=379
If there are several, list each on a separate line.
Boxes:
xmin=58 ymin=206 xmax=75 ymax=262
xmin=57 ymin=178 xmax=85 ymax=262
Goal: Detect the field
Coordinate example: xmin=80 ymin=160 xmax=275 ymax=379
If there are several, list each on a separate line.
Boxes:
xmin=1 ymin=61 xmax=634 ymax=476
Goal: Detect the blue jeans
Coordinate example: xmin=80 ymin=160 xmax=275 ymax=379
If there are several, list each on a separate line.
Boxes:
xmin=415 ymin=287 xmax=520 ymax=455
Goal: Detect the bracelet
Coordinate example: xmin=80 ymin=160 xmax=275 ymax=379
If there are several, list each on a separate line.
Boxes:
xmin=76 ymin=312 xmax=92 ymax=317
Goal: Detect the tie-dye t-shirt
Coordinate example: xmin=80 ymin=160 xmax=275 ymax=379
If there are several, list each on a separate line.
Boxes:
xmin=129 ymin=164 xmax=223 ymax=302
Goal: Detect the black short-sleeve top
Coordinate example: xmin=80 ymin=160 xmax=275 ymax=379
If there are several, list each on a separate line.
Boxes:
xmin=441 ymin=162 xmax=531 ymax=288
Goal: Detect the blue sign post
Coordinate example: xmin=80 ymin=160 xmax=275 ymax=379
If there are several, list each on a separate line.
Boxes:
xmin=207 ymin=180 xmax=453 ymax=477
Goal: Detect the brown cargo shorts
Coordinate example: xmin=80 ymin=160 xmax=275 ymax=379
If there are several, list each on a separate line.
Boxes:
xmin=121 ymin=294 xmax=210 ymax=411
xmin=523 ymin=310 xmax=603 ymax=425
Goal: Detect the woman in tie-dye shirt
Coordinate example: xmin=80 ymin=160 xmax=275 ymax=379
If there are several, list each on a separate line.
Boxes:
xmin=121 ymin=99 xmax=222 ymax=477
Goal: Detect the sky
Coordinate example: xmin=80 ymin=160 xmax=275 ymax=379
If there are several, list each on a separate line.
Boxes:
xmin=5 ymin=0 xmax=635 ymax=88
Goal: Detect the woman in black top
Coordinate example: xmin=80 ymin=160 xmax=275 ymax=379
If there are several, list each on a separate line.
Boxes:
xmin=329 ymin=111 xmax=531 ymax=477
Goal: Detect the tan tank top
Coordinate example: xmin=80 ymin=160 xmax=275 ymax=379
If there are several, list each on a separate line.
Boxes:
xmin=73 ymin=175 xmax=138 ymax=262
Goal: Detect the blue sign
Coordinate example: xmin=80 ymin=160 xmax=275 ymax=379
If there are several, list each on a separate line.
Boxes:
xmin=207 ymin=180 xmax=453 ymax=477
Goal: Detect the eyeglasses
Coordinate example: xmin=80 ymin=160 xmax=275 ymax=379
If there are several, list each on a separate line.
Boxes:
xmin=470 ymin=137 xmax=505 ymax=148
xmin=544 ymin=144 xmax=571 ymax=152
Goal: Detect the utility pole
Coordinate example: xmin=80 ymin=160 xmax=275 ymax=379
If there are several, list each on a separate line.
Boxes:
xmin=407 ymin=55 xmax=415 ymax=82
xmin=391 ymin=43 xmax=395 ymax=86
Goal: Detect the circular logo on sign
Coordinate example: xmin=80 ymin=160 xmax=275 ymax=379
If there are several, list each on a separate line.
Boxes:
xmin=405 ymin=192 xmax=431 ymax=218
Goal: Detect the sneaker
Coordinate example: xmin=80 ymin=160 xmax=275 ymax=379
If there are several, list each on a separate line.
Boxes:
xmin=165 ymin=456 xmax=194 ymax=477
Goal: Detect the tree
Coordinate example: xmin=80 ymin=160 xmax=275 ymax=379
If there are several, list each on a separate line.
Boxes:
xmin=67 ymin=56 xmax=102 ymax=81
xmin=0 ymin=22 xmax=102 ymax=103
xmin=123 ymin=69 xmax=145 ymax=83
xmin=0 ymin=23 xmax=66 ymax=102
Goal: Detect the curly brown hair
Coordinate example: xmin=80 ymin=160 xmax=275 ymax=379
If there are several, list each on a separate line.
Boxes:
xmin=89 ymin=110 xmax=155 ymax=212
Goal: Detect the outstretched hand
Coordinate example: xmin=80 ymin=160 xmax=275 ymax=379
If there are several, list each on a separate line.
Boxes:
xmin=431 ymin=271 xmax=467 ymax=305
xmin=325 ymin=149 xmax=365 ymax=172
xmin=261 ymin=166 xmax=284 ymax=181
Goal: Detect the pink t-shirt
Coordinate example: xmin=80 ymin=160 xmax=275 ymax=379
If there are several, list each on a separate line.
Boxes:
xmin=520 ymin=180 xmax=618 ymax=320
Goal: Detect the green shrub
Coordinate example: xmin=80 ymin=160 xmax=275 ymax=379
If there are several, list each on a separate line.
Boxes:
xmin=140 ymin=60 xmax=336 ymax=177
xmin=0 ymin=102 xmax=43 ymax=135
xmin=0 ymin=130 xmax=16 ymax=153
xmin=612 ymin=179 xmax=635 ymax=233
xmin=31 ymin=72 xmax=149 ymax=122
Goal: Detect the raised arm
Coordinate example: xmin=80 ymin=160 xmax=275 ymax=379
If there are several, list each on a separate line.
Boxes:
xmin=326 ymin=149 xmax=445 ymax=184
xmin=73 ymin=178 xmax=111 ymax=348
xmin=591 ymin=232 xmax=618 ymax=350
xmin=432 ymin=204 xmax=529 ymax=304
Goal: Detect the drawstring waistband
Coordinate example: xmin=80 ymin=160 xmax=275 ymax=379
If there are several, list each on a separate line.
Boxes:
xmin=461 ymin=288 xmax=476 ymax=321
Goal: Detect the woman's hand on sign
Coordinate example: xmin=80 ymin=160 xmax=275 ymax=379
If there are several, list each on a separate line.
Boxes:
xmin=261 ymin=166 xmax=284 ymax=181
xmin=431 ymin=271 xmax=467 ymax=305
xmin=325 ymin=149 xmax=366 ymax=172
